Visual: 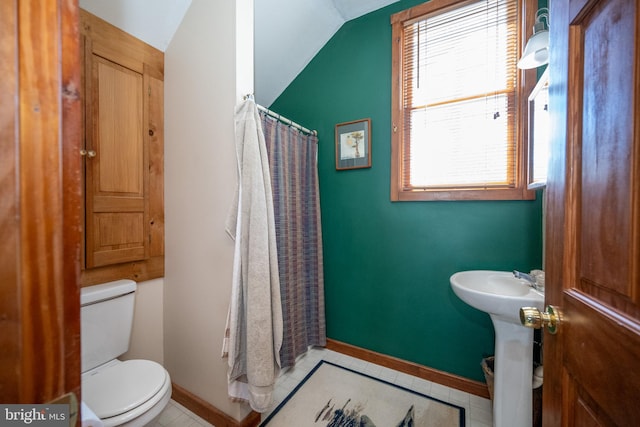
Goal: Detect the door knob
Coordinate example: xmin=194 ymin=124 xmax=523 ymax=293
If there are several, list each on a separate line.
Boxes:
xmin=520 ymin=305 xmax=561 ymax=334
xmin=80 ymin=149 xmax=96 ymax=158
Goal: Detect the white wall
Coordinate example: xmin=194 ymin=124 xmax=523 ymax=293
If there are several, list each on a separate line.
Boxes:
xmin=78 ymin=0 xmax=191 ymax=51
xmin=164 ymin=0 xmax=253 ymax=421
xmin=81 ymin=0 xmax=255 ymax=419
xmin=122 ymin=278 xmax=165 ymax=364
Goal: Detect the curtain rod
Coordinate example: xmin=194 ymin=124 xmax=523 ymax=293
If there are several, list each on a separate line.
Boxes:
xmin=243 ymin=94 xmax=318 ymax=136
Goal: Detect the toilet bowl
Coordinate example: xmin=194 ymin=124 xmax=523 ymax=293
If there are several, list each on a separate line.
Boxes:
xmin=81 ymin=280 xmax=171 ymax=427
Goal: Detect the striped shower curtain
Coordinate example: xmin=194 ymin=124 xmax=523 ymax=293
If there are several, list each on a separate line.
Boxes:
xmin=260 ymin=112 xmax=326 ymax=369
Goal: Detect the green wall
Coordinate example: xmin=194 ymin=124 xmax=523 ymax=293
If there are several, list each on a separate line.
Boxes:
xmin=269 ymin=0 xmax=543 ymax=383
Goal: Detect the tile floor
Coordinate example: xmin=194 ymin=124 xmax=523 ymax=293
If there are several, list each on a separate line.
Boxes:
xmin=153 ymin=347 xmax=493 ymax=427
xmin=152 ymin=399 xmax=213 ymax=427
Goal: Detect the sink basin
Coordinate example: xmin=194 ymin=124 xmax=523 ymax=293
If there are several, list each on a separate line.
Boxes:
xmin=450 ymin=270 xmax=543 ymax=323
xmin=450 ymin=270 xmax=545 ymax=427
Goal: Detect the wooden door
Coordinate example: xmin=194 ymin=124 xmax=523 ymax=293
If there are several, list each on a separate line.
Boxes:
xmin=84 ymin=52 xmax=148 ymax=268
xmin=0 ymin=0 xmax=82 ymax=416
xmin=79 ymin=10 xmax=164 ymax=283
xmin=544 ymin=0 xmax=640 ymax=425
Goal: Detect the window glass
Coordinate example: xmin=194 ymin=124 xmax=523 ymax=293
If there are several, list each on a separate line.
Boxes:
xmin=391 ymin=0 xmax=535 ymax=201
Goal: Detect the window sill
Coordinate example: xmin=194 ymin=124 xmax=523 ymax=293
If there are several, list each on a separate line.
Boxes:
xmin=391 ymin=187 xmax=536 ymax=201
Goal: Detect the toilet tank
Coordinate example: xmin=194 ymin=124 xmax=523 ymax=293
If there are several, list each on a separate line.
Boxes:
xmin=81 ymin=280 xmax=137 ymax=372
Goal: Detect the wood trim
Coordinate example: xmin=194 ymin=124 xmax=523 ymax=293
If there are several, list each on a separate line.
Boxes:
xmin=390 ymin=0 xmax=476 ymax=25
xmin=80 ymin=254 xmax=164 ymax=286
xmin=61 ymin=0 xmax=83 ymax=413
xmin=390 ymin=18 xmax=402 ymax=201
xmin=171 ymin=383 xmax=261 ymax=427
xmin=395 ymin=187 xmax=536 ymax=201
xmin=79 ymin=9 xmax=163 ymax=76
xmin=0 ymin=0 xmax=20 ymax=403
xmin=543 ymin=0 xmax=569 ymax=424
xmin=326 ymin=339 xmax=491 ymax=399
xmin=147 ymin=72 xmax=165 ymax=259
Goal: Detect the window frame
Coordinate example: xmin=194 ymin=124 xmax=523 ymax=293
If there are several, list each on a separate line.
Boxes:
xmin=390 ymin=0 xmax=539 ymax=201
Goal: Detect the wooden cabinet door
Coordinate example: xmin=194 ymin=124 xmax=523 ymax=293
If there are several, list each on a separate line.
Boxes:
xmin=85 ymin=53 xmax=148 ymax=268
xmin=544 ymin=0 xmax=640 ymax=425
xmin=80 ymin=9 xmax=164 ymax=281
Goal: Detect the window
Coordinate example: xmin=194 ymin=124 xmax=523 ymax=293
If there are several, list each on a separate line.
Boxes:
xmin=391 ymin=0 xmax=537 ymax=201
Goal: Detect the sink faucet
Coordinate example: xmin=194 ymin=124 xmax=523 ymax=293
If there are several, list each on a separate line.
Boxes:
xmin=513 ymin=270 xmax=538 ymax=288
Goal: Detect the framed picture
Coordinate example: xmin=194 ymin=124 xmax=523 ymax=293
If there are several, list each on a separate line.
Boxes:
xmin=527 ymin=68 xmax=550 ymax=189
xmin=335 ymin=118 xmax=371 ymax=170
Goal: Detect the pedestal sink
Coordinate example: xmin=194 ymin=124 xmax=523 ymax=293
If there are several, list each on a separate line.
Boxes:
xmin=450 ymin=270 xmax=544 ymax=427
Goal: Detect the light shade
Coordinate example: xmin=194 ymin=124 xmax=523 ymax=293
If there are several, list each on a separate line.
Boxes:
xmin=517 ymin=29 xmax=549 ymax=69
xmin=518 ymin=7 xmax=550 ymax=69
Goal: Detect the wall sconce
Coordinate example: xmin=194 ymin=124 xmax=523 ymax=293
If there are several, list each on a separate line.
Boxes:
xmin=518 ymin=8 xmax=549 ymax=69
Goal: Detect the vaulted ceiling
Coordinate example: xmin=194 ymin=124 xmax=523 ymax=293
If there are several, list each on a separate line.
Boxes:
xmin=79 ymin=0 xmax=399 ymax=106
xmin=254 ymin=0 xmax=399 ymax=105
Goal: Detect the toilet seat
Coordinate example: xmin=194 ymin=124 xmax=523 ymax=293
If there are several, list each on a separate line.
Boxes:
xmin=83 ymin=359 xmax=171 ymax=426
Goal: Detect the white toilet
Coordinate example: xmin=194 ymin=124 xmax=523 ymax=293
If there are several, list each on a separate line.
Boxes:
xmin=81 ymin=280 xmax=171 ymax=427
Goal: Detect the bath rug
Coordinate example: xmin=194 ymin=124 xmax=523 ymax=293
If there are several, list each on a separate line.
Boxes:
xmin=260 ymin=361 xmax=465 ymax=426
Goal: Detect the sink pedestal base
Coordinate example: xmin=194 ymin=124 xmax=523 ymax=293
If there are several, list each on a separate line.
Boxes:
xmin=490 ymin=315 xmax=534 ymax=427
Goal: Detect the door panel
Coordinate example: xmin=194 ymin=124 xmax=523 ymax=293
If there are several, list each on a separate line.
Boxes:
xmin=545 ymin=0 xmax=640 ymax=425
xmin=577 ymin=0 xmax=635 ymax=301
xmin=95 ymin=58 xmax=144 ymax=194
xmin=563 ymin=294 xmax=640 ymax=425
xmin=93 ymin=213 xmax=145 ymax=265
xmin=85 ymin=54 xmax=148 ymax=268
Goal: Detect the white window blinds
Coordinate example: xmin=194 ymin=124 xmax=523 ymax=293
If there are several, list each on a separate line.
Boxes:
xmin=401 ymin=0 xmax=519 ymax=190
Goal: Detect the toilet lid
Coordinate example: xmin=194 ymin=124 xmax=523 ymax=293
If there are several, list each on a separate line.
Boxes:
xmin=83 ymin=360 xmax=167 ymax=419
